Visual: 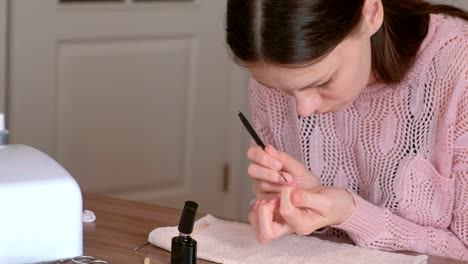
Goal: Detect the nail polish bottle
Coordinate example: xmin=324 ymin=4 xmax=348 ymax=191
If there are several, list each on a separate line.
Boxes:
xmin=171 ymin=201 xmax=198 ymax=264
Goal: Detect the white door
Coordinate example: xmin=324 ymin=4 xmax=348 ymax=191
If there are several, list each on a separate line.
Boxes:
xmin=0 ymin=0 xmax=6 ymax=114
xmin=8 ymin=0 xmax=250 ymax=219
xmin=430 ymin=0 xmax=468 ymax=9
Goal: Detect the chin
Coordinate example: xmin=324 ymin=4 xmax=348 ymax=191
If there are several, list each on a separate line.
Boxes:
xmin=314 ymin=109 xmax=332 ymax=115
xmin=313 ymin=101 xmax=354 ymax=115
xmin=334 ymin=100 xmax=355 ymax=112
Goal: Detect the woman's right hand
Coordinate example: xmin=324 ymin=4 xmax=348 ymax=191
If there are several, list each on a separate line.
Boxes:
xmin=247 ymin=145 xmax=321 ymax=200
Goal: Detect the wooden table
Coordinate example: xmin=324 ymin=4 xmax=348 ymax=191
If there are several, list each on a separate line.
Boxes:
xmin=83 ymin=194 xmax=467 ymax=264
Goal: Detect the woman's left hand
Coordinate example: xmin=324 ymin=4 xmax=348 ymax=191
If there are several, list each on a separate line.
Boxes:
xmin=279 ymin=186 xmax=356 ymax=236
xmin=249 ymin=197 xmax=293 ymax=243
xmin=250 ymin=186 xmax=356 ymax=243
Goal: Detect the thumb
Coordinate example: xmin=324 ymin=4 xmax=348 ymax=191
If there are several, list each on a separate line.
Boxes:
xmin=280 ymin=187 xmax=325 ymax=236
xmin=291 ymin=189 xmax=329 ymax=213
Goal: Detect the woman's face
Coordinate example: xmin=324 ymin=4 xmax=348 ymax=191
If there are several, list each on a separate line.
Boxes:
xmin=246 ymin=0 xmax=383 ymax=117
xmin=247 ymin=34 xmax=375 ymax=117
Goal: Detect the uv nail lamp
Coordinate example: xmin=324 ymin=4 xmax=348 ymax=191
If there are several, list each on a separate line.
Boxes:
xmin=0 ymin=144 xmax=82 ymax=263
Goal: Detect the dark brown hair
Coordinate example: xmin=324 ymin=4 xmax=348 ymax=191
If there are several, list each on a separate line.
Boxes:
xmin=225 ymin=0 xmax=468 ymax=83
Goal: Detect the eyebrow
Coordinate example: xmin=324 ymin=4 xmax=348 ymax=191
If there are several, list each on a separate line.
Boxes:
xmin=297 ymin=75 xmax=334 ymax=91
xmin=256 ymin=72 xmax=335 ymax=91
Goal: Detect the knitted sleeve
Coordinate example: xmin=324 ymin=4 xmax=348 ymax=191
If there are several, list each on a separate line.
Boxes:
xmin=333 ymin=28 xmax=468 ymax=261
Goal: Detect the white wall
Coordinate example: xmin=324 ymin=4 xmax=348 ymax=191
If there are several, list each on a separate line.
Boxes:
xmin=0 ymin=0 xmax=6 ymax=115
xmin=430 ymin=0 xmax=468 ymax=9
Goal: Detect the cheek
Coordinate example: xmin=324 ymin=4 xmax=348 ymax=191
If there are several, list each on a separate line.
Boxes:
xmin=330 ymin=68 xmax=367 ymax=100
xmin=359 ymin=40 xmax=374 ymax=82
xmin=338 ymin=43 xmax=373 ymax=96
xmin=344 ymin=37 xmax=372 ymax=78
xmin=351 ymin=42 xmax=372 ymax=84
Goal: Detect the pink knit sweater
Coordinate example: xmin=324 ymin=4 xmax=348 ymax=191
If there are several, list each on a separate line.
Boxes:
xmin=249 ymin=14 xmax=467 ymax=260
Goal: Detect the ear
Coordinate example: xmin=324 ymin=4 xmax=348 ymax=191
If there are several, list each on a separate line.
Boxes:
xmin=361 ymin=0 xmax=384 ymax=36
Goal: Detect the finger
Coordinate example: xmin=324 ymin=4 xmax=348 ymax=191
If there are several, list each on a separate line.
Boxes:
xmin=248 ymin=199 xmax=260 ymax=229
xmin=265 ymin=145 xmax=320 ymax=188
xmin=251 ymin=180 xmax=280 ymax=200
xmin=256 ymin=199 xmax=274 ymax=243
xmin=247 ymin=146 xmax=282 ymax=171
xmin=279 ymin=186 xmax=298 ymax=221
xmin=256 ymin=198 xmax=289 ymax=243
xmin=265 ymin=145 xmax=307 ymax=176
xmin=278 ymin=171 xmax=299 ymax=186
xmin=255 ymin=193 xmax=278 ymax=201
xmin=252 ymin=178 xmax=284 ymax=193
xmin=280 ymin=187 xmax=323 ymax=236
xmin=291 ymin=188 xmax=331 ymax=214
xmin=248 ymin=163 xmax=288 ymax=184
xmin=263 ymin=198 xmax=291 ymax=238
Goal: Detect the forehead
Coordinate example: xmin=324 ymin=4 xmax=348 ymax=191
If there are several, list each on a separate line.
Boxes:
xmin=247 ymin=44 xmax=342 ymax=89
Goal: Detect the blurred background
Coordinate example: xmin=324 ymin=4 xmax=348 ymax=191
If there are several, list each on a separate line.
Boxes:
xmin=0 ymin=0 xmax=466 ymax=221
xmin=0 ymin=0 xmax=253 ymax=221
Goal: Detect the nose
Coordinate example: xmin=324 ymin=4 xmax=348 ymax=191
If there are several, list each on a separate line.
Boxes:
xmin=295 ymin=94 xmax=322 ymax=117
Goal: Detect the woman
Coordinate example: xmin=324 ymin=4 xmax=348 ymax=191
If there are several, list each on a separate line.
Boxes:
xmin=226 ymin=0 xmax=468 ymax=260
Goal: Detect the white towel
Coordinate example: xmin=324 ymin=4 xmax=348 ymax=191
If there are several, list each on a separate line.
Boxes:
xmin=148 ymin=214 xmax=428 ymax=264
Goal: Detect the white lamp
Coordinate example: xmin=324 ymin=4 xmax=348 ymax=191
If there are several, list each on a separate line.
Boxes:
xmin=0 ymin=114 xmax=83 ymax=263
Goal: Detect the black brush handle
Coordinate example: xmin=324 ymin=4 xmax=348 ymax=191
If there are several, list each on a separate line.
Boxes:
xmin=238 ymin=111 xmax=265 ymax=148
xmin=237 ymin=111 xmax=288 ymax=182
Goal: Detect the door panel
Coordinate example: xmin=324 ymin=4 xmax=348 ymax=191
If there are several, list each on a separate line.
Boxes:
xmin=56 ymin=37 xmax=192 ymax=192
xmin=0 ymin=0 xmax=5 ymax=114
xmin=8 ymin=0 xmax=248 ymax=219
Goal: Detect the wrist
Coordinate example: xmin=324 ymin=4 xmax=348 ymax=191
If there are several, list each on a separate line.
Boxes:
xmin=341 ymin=189 xmax=356 ymax=224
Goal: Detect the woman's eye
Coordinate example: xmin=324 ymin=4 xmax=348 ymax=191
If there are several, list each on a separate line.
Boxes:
xmin=316 ymin=83 xmax=329 ymax=90
xmin=316 ymin=79 xmax=332 ymax=90
xmin=296 ymin=78 xmax=333 ymax=92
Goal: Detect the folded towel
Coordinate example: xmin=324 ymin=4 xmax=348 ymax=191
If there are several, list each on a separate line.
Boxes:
xmin=149 ymin=214 xmax=428 ymax=264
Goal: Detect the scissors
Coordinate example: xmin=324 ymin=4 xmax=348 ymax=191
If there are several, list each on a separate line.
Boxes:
xmin=36 ymin=255 xmax=108 ymax=264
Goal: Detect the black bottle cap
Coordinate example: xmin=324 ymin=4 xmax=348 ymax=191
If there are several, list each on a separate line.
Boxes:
xmin=178 ymin=201 xmax=198 ymax=234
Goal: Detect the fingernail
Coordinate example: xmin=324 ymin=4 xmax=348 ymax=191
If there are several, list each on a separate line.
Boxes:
xmin=269 ymin=197 xmax=279 ymax=204
xmin=291 ymin=191 xmax=302 ymax=206
xmin=270 ymin=145 xmax=278 ymax=154
xmin=273 ymin=198 xmax=280 ymax=206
